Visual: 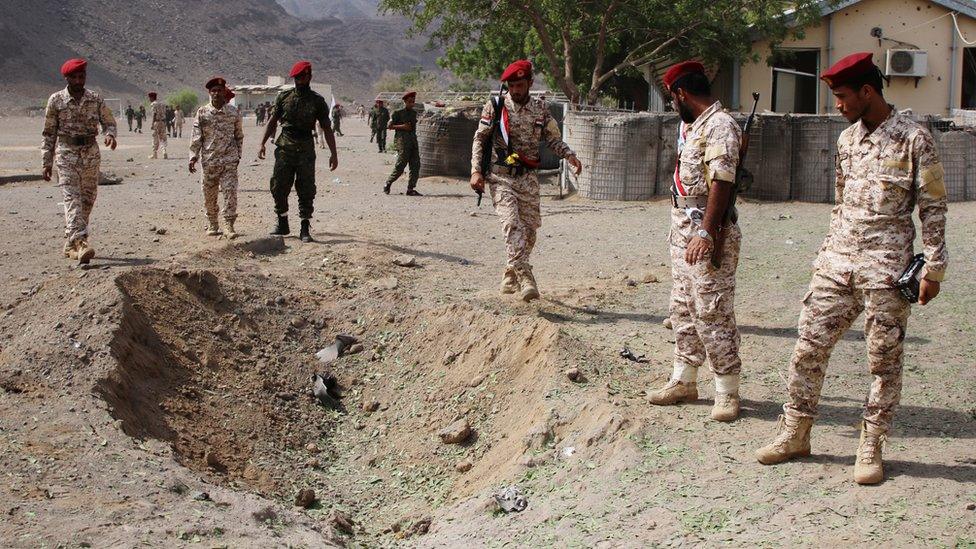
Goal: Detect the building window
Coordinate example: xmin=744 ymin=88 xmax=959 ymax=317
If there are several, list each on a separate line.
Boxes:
xmin=771 ymin=49 xmax=820 ymax=114
xmin=963 ymin=48 xmax=976 ymax=109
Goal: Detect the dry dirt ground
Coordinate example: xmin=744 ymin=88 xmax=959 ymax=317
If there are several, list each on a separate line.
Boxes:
xmin=1 ymin=113 xmax=974 ymax=548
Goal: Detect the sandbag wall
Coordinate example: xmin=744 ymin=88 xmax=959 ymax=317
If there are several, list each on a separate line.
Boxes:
xmin=564 ymin=110 xmax=976 ymax=203
xmin=416 ymin=104 xmax=481 ymax=178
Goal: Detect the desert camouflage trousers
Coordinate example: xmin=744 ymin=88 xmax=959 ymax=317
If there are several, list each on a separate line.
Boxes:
xmin=56 ymin=146 xmax=100 ymax=243
xmin=152 ymin=121 xmax=167 ymax=155
xmin=489 ymin=171 xmax=541 ymax=274
xmin=784 ymin=269 xmax=911 ymax=432
xmin=669 ymin=224 xmax=742 ymax=377
xmin=201 ymin=162 xmax=239 ymax=223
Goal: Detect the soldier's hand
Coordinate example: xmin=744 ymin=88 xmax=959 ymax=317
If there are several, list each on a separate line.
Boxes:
xmin=918 ymin=279 xmax=940 ymax=305
xmin=567 ymin=154 xmax=582 ymax=175
xmin=470 ymin=173 xmax=485 ymax=193
xmin=685 ymin=236 xmax=713 ymax=265
xmin=105 ymin=135 xmax=117 ymax=150
xmin=258 ymin=144 xmax=267 ymax=160
xmin=329 ymin=154 xmax=338 ymax=171
xmin=42 ymin=166 xmax=52 ymax=182
xmin=188 ymin=158 xmax=197 ymax=174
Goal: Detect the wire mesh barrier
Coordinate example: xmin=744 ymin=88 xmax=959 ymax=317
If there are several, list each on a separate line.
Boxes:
xmin=416 ymin=104 xmax=482 ymax=178
xmin=563 ymin=111 xmax=976 ymax=203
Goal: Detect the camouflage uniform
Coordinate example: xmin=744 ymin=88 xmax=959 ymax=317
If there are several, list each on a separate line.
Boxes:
xmin=666 ymin=101 xmax=743 ymax=381
xmin=785 ymin=108 xmax=948 ymax=432
xmin=150 ymin=100 xmax=167 ymax=157
xmin=41 ymin=87 xmax=117 ymax=246
xmin=190 ymin=102 xmax=244 ymax=224
xmin=373 ymin=105 xmax=390 ymax=152
xmin=385 ymin=107 xmax=421 ymax=190
xmin=470 ymin=94 xmax=573 ymax=277
xmin=174 ymin=108 xmax=184 ymax=138
xmin=270 ymin=86 xmax=331 ymax=220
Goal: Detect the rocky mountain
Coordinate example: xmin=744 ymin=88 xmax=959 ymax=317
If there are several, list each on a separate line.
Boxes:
xmin=0 ymin=0 xmax=438 ymax=111
xmin=276 ymin=0 xmax=381 ymax=20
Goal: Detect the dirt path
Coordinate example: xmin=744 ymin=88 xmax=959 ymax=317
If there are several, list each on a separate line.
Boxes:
xmin=1 ymin=114 xmax=974 ymax=547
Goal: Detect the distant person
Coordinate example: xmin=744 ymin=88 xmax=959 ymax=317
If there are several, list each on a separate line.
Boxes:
xmin=41 ymin=58 xmax=117 ymax=264
xmin=258 ymin=61 xmax=338 ymax=242
xmin=190 ymin=77 xmax=244 ymax=239
xmin=147 ymin=91 xmax=167 ymax=159
xmin=331 ymin=103 xmax=344 ymax=136
xmin=256 ymin=104 xmax=265 ymax=126
xmin=174 ymin=106 xmax=184 ymax=138
xmin=136 ymin=105 xmax=146 ymax=133
xmin=383 ymin=91 xmax=421 ymax=195
xmin=368 ymin=102 xmax=377 ymax=143
xmin=357 ymin=103 xmax=366 ymax=120
xmin=372 ymin=98 xmax=390 ymax=153
xmin=165 ymin=104 xmax=176 ymax=137
xmin=125 ymin=104 xmax=135 ymax=132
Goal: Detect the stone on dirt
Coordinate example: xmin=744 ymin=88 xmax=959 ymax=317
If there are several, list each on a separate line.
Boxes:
xmin=392 ymin=255 xmax=417 ymax=267
xmin=329 ymin=510 xmax=356 ymax=534
xmin=294 ymin=488 xmax=317 ymax=508
xmin=455 ymin=459 xmax=473 ymax=473
xmin=438 ymin=419 xmax=471 ymax=444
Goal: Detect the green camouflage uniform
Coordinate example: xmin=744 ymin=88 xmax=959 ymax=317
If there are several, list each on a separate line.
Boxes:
xmin=385 ymin=107 xmax=420 ymax=190
xmin=270 ymin=86 xmax=331 ymax=220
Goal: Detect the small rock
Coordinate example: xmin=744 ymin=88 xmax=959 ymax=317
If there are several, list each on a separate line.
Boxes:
xmin=663 ymin=317 xmax=673 ymax=330
xmin=438 ymin=419 xmax=472 ymax=444
xmin=347 ymin=343 xmax=364 ymax=355
xmin=468 ymin=374 xmax=487 ymax=388
xmin=192 ymin=491 xmax=210 ymax=501
xmin=392 ymin=255 xmax=417 ymax=267
xmin=641 ymin=272 xmax=660 ymax=284
xmin=305 ymin=443 xmax=319 ymax=454
xmin=155 ymin=228 xmax=167 ymax=235
xmin=329 ymin=510 xmax=355 ymax=534
xmin=455 ymin=459 xmax=473 ymax=473
xmin=294 ymin=488 xmax=316 ymax=508
xmin=565 ymin=368 xmax=584 ymax=383
xmin=626 ymin=279 xmax=638 ymax=287
xmin=205 ymin=452 xmax=223 ymax=471
xmin=306 ymin=458 xmax=321 ymax=468
xmin=290 ymin=317 xmax=306 ymax=328
xmin=362 ymin=400 xmax=380 ymax=413
xmin=373 ymin=276 xmax=399 ymax=290
xmin=967 ymin=503 xmax=976 ymax=511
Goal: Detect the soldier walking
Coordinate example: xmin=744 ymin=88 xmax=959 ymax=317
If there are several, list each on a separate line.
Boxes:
xmin=469 ymin=61 xmax=582 ymax=301
xmin=125 ymin=104 xmax=134 ymax=132
xmin=166 ymin=104 xmax=176 ymax=137
xmin=331 ymin=103 xmax=344 ymax=136
xmin=190 ymin=77 xmax=244 ymax=240
xmin=148 ymin=91 xmax=167 ymax=159
xmin=645 ymin=61 xmax=744 ymax=422
xmin=136 ymin=105 xmax=145 ymax=133
xmin=41 ymin=58 xmax=117 ymax=264
xmin=756 ymin=53 xmax=948 ymax=485
xmin=372 ymin=99 xmax=390 ymax=153
xmin=174 ymin=106 xmax=184 ymax=138
xmin=258 ymin=61 xmax=338 ymax=242
xmin=383 ymin=91 xmax=423 ymax=195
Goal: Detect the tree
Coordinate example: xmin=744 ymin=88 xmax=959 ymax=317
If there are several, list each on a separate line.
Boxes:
xmin=166 ymin=89 xmax=201 ymax=114
xmin=380 ymin=0 xmax=823 ymax=105
xmin=373 ymin=67 xmax=443 ymax=93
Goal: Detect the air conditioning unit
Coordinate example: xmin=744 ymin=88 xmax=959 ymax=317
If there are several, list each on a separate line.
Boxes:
xmin=885 ymin=49 xmax=927 ymax=77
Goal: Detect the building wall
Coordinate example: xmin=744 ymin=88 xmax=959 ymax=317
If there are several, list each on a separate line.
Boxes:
xmin=740 ymin=0 xmax=976 ymax=115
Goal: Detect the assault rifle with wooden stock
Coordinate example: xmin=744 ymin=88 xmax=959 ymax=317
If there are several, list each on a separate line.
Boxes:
xmin=712 ymin=92 xmax=759 ymax=268
xmin=476 ymin=83 xmax=507 ymax=206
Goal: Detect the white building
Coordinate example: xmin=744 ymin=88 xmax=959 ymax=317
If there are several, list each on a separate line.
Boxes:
xmin=230 ymin=76 xmax=333 ymax=112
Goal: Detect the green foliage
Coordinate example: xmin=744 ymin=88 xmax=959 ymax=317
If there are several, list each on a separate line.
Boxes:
xmin=166 ymin=88 xmax=201 ymax=114
xmin=380 ymin=0 xmax=824 ymax=104
xmin=373 ymin=66 xmax=444 ymax=93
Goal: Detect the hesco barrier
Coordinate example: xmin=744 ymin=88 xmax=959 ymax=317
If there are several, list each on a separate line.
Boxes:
xmin=416 ymin=104 xmax=482 ymax=178
xmin=564 ymin=111 xmax=976 ymax=202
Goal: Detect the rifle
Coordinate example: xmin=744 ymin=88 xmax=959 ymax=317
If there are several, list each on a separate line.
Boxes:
xmin=712 ymin=92 xmax=759 ymax=268
xmin=476 ymin=82 xmax=506 ymax=206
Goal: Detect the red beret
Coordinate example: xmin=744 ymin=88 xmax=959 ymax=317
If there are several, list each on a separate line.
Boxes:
xmin=402 ymin=91 xmax=416 ymax=100
xmin=147 ymin=91 xmax=157 ymax=99
xmin=501 ymin=60 xmax=532 ymax=82
xmin=289 ymin=61 xmax=312 ymax=78
xmin=60 ymin=58 xmax=87 ymax=76
xmin=821 ymin=52 xmax=876 ymax=88
xmin=205 ymin=76 xmax=226 ymax=90
xmin=663 ymin=61 xmax=705 ymax=91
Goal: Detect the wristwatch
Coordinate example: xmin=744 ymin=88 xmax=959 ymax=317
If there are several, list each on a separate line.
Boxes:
xmin=696 ymin=229 xmax=713 ymax=242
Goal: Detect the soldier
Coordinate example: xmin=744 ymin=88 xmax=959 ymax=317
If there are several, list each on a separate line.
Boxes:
xmin=166 ymin=104 xmax=176 ymax=137
xmin=189 ymin=77 xmax=244 ymax=239
xmin=383 ymin=91 xmax=423 ymax=195
xmin=136 ymin=105 xmax=145 ymax=133
xmin=470 ymin=60 xmax=582 ymax=301
xmin=147 ymin=91 xmax=168 ymax=159
xmin=125 ymin=104 xmax=134 ymax=132
xmin=331 ymin=103 xmax=344 ymax=136
xmin=645 ymin=61 xmax=744 ymax=422
xmin=174 ymin=106 xmax=184 ymax=138
xmin=372 ymin=99 xmax=390 ymax=153
xmin=258 ymin=61 xmax=338 ymax=242
xmin=756 ymin=53 xmax=948 ymax=485
xmin=41 ymin=58 xmax=117 ymax=264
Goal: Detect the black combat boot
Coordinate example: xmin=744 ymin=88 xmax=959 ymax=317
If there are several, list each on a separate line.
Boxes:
xmin=270 ymin=215 xmax=289 ymax=236
xmin=300 ymin=219 xmax=313 ymax=242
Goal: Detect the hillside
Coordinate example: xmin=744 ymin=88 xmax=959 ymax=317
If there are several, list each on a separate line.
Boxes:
xmin=276 ymin=0 xmax=381 ymax=19
xmin=0 ymin=0 xmax=438 ymax=110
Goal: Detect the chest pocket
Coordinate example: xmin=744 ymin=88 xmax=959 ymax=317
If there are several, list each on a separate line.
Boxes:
xmin=678 ymin=136 xmax=706 ymax=194
xmin=867 ymin=157 xmax=914 ymax=215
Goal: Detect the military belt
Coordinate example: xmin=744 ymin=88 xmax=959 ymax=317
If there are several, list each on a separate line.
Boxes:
xmin=672 ymin=195 xmax=707 ymax=210
xmin=63 ymin=135 xmax=97 ymax=147
xmin=491 ymin=163 xmax=536 ymax=177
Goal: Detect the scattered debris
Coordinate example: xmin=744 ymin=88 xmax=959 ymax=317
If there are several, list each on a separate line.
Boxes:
xmin=294 ymin=488 xmax=317 ymax=508
xmin=494 ymin=485 xmax=528 ymax=513
xmin=438 ymin=419 xmax=472 ymax=444
xmin=311 ymin=372 xmax=341 ymax=409
xmin=315 ymin=334 xmax=358 ymax=364
xmin=619 ymin=347 xmax=649 ymax=363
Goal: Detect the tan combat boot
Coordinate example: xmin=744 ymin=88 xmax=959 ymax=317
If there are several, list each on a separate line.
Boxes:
xmin=63 ymin=240 xmax=78 ymax=259
xmin=853 ymin=421 xmax=885 ymax=485
xmin=711 ymin=374 xmax=740 ymax=422
xmin=75 ymin=238 xmax=95 ymax=264
xmin=756 ymin=414 xmax=813 ymax=464
xmin=499 ymin=268 xmax=519 ymax=294
xmin=647 ymin=379 xmax=698 ymax=405
xmin=519 ymin=268 xmax=540 ymax=302
xmin=206 ymin=220 xmax=222 ymax=236
xmin=224 ymin=220 xmax=238 ymax=240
